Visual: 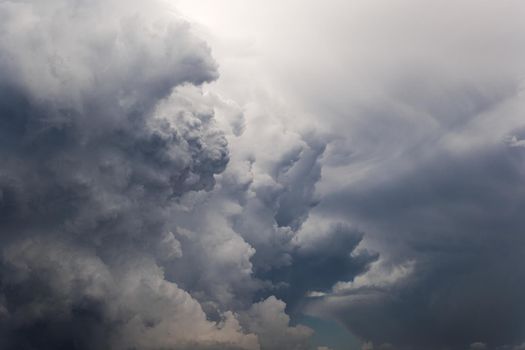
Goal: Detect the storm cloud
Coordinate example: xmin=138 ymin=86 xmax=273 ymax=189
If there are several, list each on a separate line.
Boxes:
xmin=2 ymin=0 xmax=525 ymax=349
xmin=0 ymin=0 xmax=356 ymax=349
xmin=173 ymin=0 xmax=525 ymax=349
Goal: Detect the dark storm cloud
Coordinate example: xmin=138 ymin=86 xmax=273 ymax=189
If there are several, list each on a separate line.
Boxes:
xmin=0 ymin=1 xmax=364 ymax=349
xmin=6 ymin=0 xmax=525 ymax=349
xmin=265 ymin=2 xmax=525 ymax=347
xmin=313 ymin=143 xmax=525 ymax=349
xmin=218 ymin=126 xmax=375 ymax=315
xmin=259 ymin=224 xmax=378 ymax=312
xmin=0 ymin=1 xmax=260 ymax=349
xmin=231 ymin=133 xmax=327 ymax=271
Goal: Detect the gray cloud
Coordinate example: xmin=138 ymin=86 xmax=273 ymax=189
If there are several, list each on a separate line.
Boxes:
xmin=202 ymin=1 xmax=524 ymax=348
xmin=0 ymin=0 xmax=253 ymax=347
xmin=4 ymin=0 xmax=525 ymax=349
xmin=239 ymin=296 xmax=314 ymax=350
xmin=0 ymin=1 xmax=359 ymax=349
xmin=310 ymin=144 xmax=525 ymax=350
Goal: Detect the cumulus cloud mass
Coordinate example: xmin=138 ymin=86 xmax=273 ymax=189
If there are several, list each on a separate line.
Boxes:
xmin=1 ymin=0 xmax=525 ymax=349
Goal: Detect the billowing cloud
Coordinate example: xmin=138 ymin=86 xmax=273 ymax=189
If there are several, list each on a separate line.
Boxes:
xmin=3 ymin=0 xmax=525 ymax=349
xmin=0 ymin=238 xmax=259 ymax=350
xmin=0 ymin=0 xmax=351 ymax=349
xmin=0 ymin=0 xmax=254 ymax=348
xmin=173 ymin=0 xmax=525 ymax=349
xmin=239 ymin=296 xmax=314 ymax=350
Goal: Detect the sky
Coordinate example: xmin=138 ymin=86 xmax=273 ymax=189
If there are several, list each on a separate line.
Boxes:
xmin=0 ymin=1 xmax=524 ymax=350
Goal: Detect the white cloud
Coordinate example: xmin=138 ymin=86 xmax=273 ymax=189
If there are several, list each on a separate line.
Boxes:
xmin=239 ymin=296 xmax=314 ymax=350
xmin=332 ymin=260 xmax=415 ymax=295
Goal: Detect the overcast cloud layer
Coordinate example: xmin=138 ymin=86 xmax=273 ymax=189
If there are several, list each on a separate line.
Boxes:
xmin=1 ymin=0 xmax=525 ymax=350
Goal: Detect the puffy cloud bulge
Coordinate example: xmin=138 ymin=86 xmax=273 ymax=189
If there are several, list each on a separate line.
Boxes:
xmin=0 ymin=1 xmax=246 ymax=349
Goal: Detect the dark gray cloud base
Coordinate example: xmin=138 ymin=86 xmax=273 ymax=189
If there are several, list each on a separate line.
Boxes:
xmin=307 ymin=32 xmax=525 ymax=350
xmin=314 ymin=146 xmax=525 ymax=350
